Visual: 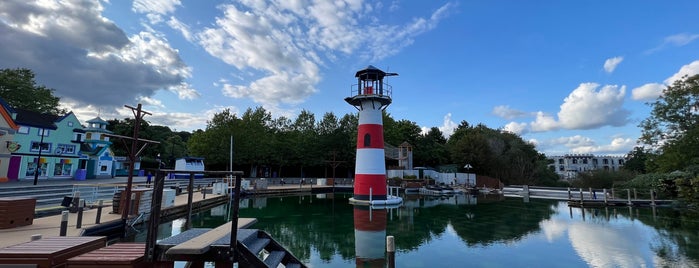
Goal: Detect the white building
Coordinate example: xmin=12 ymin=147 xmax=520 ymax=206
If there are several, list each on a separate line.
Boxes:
xmin=548 ymin=154 xmax=627 ymax=180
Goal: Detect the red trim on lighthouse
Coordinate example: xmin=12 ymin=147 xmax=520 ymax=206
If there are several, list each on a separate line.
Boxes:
xmin=357 ymin=124 xmax=384 ymax=149
xmin=354 ymin=174 xmax=387 ymax=200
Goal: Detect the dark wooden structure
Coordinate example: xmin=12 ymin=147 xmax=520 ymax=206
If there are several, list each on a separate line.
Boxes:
xmin=0 ymin=236 xmax=106 ymax=268
xmin=0 ymin=197 xmax=36 ymax=229
xmin=66 ymin=243 xmax=146 ymax=268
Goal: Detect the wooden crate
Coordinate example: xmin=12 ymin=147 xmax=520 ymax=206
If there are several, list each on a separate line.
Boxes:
xmin=0 ymin=236 xmax=106 ymax=268
xmin=66 ymin=243 xmax=146 ymax=268
xmin=0 ymin=197 xmax=36 ymax=229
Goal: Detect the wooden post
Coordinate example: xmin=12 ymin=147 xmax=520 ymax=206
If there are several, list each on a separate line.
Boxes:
xmin=186 ymin=173 xmax=195 ymax=229
xmin=387 ymin=235 xmax=395 ymax=268
xmin=60 ymin=211 xmax=69 ymax=236
xmin=76 ymin=200 xmax=84 ymax=229
xmin=650 ymin=189 xmax=656 ymax=206
xmin=567 ymin=187 xmax=571 ymax=200
xmin=627 ymin=189 xmax=632 ymax=206
xmin=589 ymin=187 xmax=594 ymax=200
xmin=633 ymin=188 xmax=637 ymax=199
xmin=603 ymin=189 xmax=608 ymax=205
xmin=230 ymin=172 xmax=243 ymax=264
xmin=579 ymin=188 xmax=584 ymax=204
xmin=146 ymin=170 xmax=166 ymax=262
xmin=611 ymin=188 xmax=615 ymax=199
xmin=31 ymin=234 xmax=42 ymax=241
xmin=95 ymin=200 xmax=103 ymax=224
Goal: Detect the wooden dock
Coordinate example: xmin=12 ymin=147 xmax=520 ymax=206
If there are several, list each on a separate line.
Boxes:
xmin=0 ymin=236 xmax=106 ymax=268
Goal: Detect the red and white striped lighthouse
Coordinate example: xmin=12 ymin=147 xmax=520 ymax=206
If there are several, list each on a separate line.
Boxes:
xmin=345 ymin=66 xmax=397 ymax=203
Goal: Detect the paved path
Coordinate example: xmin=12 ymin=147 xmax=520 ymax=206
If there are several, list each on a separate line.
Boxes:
xmin=0 ymin=192 xmax=224 ymax=248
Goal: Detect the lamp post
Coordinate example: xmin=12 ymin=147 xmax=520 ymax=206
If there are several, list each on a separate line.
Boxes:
xmin=464 ymin=164 xmax=472 ymax=187
xmin=33 ymin=129 xmax=46 ymax=185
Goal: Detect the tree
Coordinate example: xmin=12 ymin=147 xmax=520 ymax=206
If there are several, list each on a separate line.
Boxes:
xmin=639 ymin=74 xmax=699 ymax=172
xmin=0 ymin=68 xmax=65 ymax=115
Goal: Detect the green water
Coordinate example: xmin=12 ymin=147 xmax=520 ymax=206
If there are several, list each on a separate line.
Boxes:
xmin=159 ymin=193 xmax=699 ymax=267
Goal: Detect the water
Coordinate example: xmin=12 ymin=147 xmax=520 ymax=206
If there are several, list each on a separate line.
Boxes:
xmin=147 ymin=193 xmax=699 ymax=268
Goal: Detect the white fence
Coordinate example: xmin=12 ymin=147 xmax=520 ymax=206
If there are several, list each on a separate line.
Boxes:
xmin=387 ymin=170 xmax=476 ymax=186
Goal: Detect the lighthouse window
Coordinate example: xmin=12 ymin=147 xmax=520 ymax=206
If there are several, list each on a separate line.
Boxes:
xmin=364 ymin=133 xmax=371 ymax=147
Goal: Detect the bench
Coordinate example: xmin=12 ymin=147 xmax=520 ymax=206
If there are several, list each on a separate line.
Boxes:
xmin=66 ymin=243 xmax=146 ymax=268
xmin=165 ymin=218 xmax=257 ymax=255
xmin=0 ymin=236 xmax=106 ymax=268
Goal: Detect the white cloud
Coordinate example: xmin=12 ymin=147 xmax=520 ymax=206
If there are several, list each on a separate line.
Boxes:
xmin=603 ymin=56 xmax=623 ymax=73
xmin=438 ymin=113 xmax=458 ymax=138
xmin=539 ymin=135 xmax=635 ymax=155
xmin=631 ymin=83 xmax=664 ymax=101
xmin=557 ymin=83 xmax=629 ymax=130
xmin=195 ymin=1 xmax=455 ymax=108
xmin=132 ymin=0 xmax=181 ymax=24
xmin=665 ymin=60 xmax=699 ymax=85
xmin=0 ymin=0 xmax=192 ymax=109
xmin=166 ymin=16 xmax=192 ymax=41
xmin=647 ymin=33 xmax=699 ymax=53
xmin=530 ymin=111 xmax=559 ymax=132
xmin=493 ymin=105 xmax=527 ymax=120
xmin=503 ymin=122 xmax=528 ymax=135
xmin=631 ymin=60 xmax=699 ymax=101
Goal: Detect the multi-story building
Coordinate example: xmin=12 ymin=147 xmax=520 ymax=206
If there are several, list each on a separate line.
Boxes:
xmin=548 ymin=154 xmax=627 ymax=180
xmin=7 ymin=107 xmax=84 ymax=181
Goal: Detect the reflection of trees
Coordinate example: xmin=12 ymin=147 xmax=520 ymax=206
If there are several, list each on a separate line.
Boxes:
xmin=234 ymin=194 xmax=357 ymax=262
xmin=635 ymin=208 xmax=699 ymax=265
xmin=389 ymin=197 xmax=557 ymax=249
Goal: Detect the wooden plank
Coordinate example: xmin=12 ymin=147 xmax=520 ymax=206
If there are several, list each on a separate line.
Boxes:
xmin=0 ymin=236 xmax=105 ymax=268
xmin=67 ymin=243 xmax=146 ymax=267
xmin=165 ymin=218 xmax=257 ymax=256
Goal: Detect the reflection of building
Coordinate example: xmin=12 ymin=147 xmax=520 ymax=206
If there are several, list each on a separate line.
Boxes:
xmin=548 ymin=154 xmax=627 ymax=180
xmin=354 ymin=206 xmax=387 ymax=267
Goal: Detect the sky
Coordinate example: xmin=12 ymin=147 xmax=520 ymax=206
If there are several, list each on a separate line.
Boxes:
xmin=1 ymin=0 xmax=699 ymax=157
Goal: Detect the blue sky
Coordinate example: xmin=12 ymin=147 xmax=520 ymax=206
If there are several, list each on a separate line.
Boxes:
xmin=2 ymin=1 xmax=699 ymax=156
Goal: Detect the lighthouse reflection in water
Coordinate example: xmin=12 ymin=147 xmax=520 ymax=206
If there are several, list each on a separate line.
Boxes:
xmin=354 ymin=205 xmax=388 ymax=267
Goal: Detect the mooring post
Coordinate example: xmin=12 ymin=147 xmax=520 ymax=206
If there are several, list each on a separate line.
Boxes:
xmin=589 ymin=187 xmax=594 ymax=200
xmin=567 ymin=187 xmax=571 ymax=200
xmin=59 ymin=211 xmax=69 ymax=236
xmin=627 ymin=189 xmax=632 ymax=206
xmin=76 ymin=200 xmax=84 ymax=229
xmin=650 ymin=189 xmax=656 ymax=206
xmin=95 ymin=200 xmax=103 ymax=224
xmin=230 ymin=172 xmax=243 ymax=264
xmin=186 ymin=173 xmax=195 ymax=229
xmin=30 ymin=234 xmax=41 ymax=241
xmin=370 ymin=187 xmax=373 ymax=204
xmin=603 ymin=189 xmax=608 ymax=205
xmin=611 ymin=188 xmax=615 ymax=199
xmin=633 ymin=188 xmax=637 ymax=199
xmin=579 ymin=188 xmax=584 ymax=204
xmin=387 ymin=235 xmax=396 ymax=268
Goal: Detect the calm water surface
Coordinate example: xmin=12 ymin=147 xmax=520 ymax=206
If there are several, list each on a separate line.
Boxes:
xmin=149 ymin=193 xmax=699 ymax=268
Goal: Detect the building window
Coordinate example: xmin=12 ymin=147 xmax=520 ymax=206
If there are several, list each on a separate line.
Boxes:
xmin=593 ymin=159 xmax=598 ymax=165
xmin=26 ymin=160 xmax=47 ymax=177
xmin=603 ymin=159 xmax=609 ymax=164
xmin=583 ymin=159 xmax=588 ymax=164
xmin=37 ymin=129 xmax=49 ymax=137
xmin=364 ymin=133 xmax=371 ymax=147
xmin=73 ymin=133 xmax=83 ymax=142
xmin=30 ymin=142 xmax=51 ymax=153
xmin=572 ymin=159 xmax=577 ymax=164
xmin=67 ymin=122 xmax=74 ymax=127
xmin=559 ymin=165 xmax=564 ymax=171
xmin=18 ymin=126 xmax=29 ymax=134
xmin=100 ymin=165 xmax=108 ymax=172
xmin=558 ymin=159 xmax=563 ymax=164
xmin=619 ymin=159 xmax=625 ymax=165
xmin=54 ymin=162 xmax=72 ymax=176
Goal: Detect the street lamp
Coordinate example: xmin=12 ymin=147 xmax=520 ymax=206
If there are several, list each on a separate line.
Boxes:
xmin=33 ymin=128 xmax=46 ymax=185
xmin=464 ymin=164 xmax=473 ymax=187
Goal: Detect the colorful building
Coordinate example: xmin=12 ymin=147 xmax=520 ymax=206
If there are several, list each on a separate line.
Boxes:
xmin=6 ymin=107 xmax=83 ymax=181
xmin=0 ymin=102 xmax=19 ymax=182
xmin=80 ymin=117 xmax=115 ymax=179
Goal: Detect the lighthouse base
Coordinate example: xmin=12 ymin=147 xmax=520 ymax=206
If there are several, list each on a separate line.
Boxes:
xmin=349 ymin=195 xmax=403 ymax=208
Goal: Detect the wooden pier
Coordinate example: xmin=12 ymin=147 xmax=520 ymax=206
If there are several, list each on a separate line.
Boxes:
xmin=503 ymin=186 xmax=674 ymax=208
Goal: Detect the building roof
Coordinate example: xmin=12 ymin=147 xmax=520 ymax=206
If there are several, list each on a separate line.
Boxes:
xmin=12 ymin=108 xmax=58 ymax=129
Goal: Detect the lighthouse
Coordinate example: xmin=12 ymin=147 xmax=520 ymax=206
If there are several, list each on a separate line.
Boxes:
xmin=346 ymin=65 xmax=401 ymax=205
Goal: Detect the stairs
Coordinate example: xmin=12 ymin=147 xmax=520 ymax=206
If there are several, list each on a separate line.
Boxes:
xmin=229 ymin=229 xmax=306 ymax=267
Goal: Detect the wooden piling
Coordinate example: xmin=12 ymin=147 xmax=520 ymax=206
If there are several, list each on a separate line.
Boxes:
xmin=626 ymin=189 xmax=632 ymax=206
xmin=603 ymin=189 xmax=608 ymax=205
xmin=387 ymin=236 xmax=395 ymax=268
xmin=650 ymin=189 xmax=656 ymax=206
xmin=76 ymin=200 xmax=84 ymax=229
xmin=95 ymin=200 xmax=103 ymax=224
xmin=567 ymin=187 xmax=571 ymax=200
xmin=60 ymin=211 xmax=69 ymax=236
